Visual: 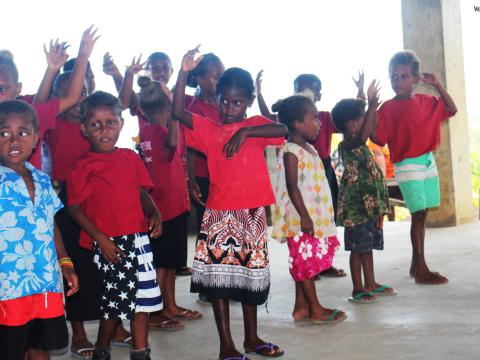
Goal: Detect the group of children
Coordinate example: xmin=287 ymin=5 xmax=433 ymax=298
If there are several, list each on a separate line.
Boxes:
xmin=0 ymin=26 xmax=456 ymax=360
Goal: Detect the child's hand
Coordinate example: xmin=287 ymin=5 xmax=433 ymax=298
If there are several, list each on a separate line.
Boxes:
xmin=44 ymin=39 xmax=69 ymax=72
xmin=96 ymin=233 xmax=126 ymax=263
xmin=189 ymin=179 xmax=205 ymax=206
xmin=78 ymin=25 xmax=100 ymax=59
xmin=148 ymin=211 xmax=163 ymax=238
xmin=223 ymin=128 xmax=247 ymax=159
xmin=181 ymin=45 xmax=203 ymax=72
xmin=103 ymin=52 xmax=121 ymax=77
xmin=421 ymin=73 xmax=440 ymax=87
xmin=367 ymin=79 xmax=381 ymax=108
xmin=159 ymin=81 xmax=173 ymax=103
xmin=125 ymin=55 xmax=146 ymax=77
xmin=256 ymin=70 xmax=264 ymax=92
xmin=352 ymin=70 xmax=365 ymax=91
xmin=300 ymin=215 xmax=315 ymax=236
xmin=62 ymin=267 xmax=79 ymax=297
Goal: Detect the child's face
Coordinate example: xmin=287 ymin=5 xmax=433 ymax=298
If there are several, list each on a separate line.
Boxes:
xmin=345 ymin=112 xmax=365 ymax=137
xmin=390 ymin=64 xmax=419 ymax=97
xmin=0 ymin=72 xmax=22 ymax=103
xmin=59 ymin=80 xmax=88 ymax=121
xmin=147 ymin=59 xmax=173 ymax=84
xmin=218 ymin=87 xmax=253 ymax=124
xmin=86 ymin=66 xmax=95 ymax=94
xmin=197 ymin=61 xmax=225 ymax=97
xmin=0 ymin=115 xmax=38 ymax=170
xmin=80 ymin=106 xmax=123 ymax=153
xmin=295 ymin=104 xmax=321 ymax=142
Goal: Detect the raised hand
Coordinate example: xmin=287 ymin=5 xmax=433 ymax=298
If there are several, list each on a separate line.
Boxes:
xmin=256 ymin=69 xmax=264 ymax=93
xmin=125 ymin=54 xmax=146 ymax=76
xmin=366 ymin=79 xmax=381 ymax=108
xmin=43 ymin=39 xmax=69 ymax=72
xmin=352 ymin=70 xmax=365 ymax=91
xmin=103 ymin=52 xmax=121 ymax=77
xmin=421 ymin=73 xmax=440 ymax=87
xmin=181 ymin=45 xmax=203 ymax=72
xmin=78 ymin=25 xmax=100 ymax=59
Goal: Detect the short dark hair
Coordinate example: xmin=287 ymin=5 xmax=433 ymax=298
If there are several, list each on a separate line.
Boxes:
xmin=331 ymin=98 xmax=365 ymax=133
xmin=80 ymin=91 xmax=121 ymax=124
xmin=389 ymin=50 xmax=421 ymax=77
xmin=216 ymin=67 xmax=255 ymax=100
xmin=0 ymin=100 xmax=39 ymax=133
xmin=146 ymin=52 xmax=172 ymax=68
xmin=137 ymin=76 xmax=170 ymax=115
xmin=294 ymin=74 xmax=321 ymax=93
xmin=186 ymin=53 xmax=222 ymax=88
xmin=0 ymin=55 xmax=19 ymax=84
xmin=52 ymin=71 xmax=72 ymax=97
xmin=63 ymin=58 xmax=92 ymax=73
xmin=274 ymin=95 xmax=314 ymax=132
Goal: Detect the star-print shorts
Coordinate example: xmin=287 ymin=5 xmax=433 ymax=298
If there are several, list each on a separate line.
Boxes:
xmin=93 ymin=232 xmax=162 ymax=320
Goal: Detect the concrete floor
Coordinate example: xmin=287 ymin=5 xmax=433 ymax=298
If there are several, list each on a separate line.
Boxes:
xmin=56 ymin=220 xmax=480 ymax=360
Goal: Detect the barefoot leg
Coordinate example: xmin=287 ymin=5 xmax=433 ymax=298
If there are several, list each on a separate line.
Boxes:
xmin=292 ymin=282 xmax=309 ymax=321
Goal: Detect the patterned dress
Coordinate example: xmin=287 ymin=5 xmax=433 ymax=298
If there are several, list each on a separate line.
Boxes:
xmin=272 ymin=143 xmax=339 ymax=281
xmin=337 ymin=143 xmax=389 ymax=227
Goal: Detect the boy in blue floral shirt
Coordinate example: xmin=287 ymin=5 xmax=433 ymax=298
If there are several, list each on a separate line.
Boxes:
xmin=0 ymin=100 xmax=78 ymax=360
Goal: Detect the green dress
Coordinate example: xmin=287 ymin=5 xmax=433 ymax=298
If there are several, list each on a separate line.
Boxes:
xmin=337 ymin=142 xmax=389 ymax=227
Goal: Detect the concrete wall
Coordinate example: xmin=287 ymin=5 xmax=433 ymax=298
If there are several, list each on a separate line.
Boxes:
xmin=401 ymin=0 xmax=475 ymax=226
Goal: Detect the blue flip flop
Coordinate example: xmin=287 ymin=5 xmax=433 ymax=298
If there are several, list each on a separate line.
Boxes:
xmin=245 ymin=342 xmax=284 ymax=357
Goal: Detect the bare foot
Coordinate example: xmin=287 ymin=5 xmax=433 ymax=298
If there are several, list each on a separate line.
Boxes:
xmin=310 ymin=308 xmax=346 ymax=322
xmin=70 ymin=340 xmax=94 ymax=358
xmin=364 ymin=283 xmax=396 ymax=295
xmin=415 ymin=271 xmax=448 ymax=285
xmin=292 ymin=308 xmax=309 ymax=322
xmin=244 ymin=337 xmax=284 ymax=357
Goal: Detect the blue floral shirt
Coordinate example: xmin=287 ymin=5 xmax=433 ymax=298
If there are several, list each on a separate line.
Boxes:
xmin=0 ymin=163 xmax=63 ymax=301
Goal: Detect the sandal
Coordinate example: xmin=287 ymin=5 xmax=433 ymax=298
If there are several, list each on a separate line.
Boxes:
xmin=149 ymin=317 xmax=184 ymax=331
xmin=371 ymin=285 xmax=397 ymax=296
xmin=70 ymin=345 xmax=94 ymax=359
xmin=310 ymin=308 xmax=347 ymax=325
xmin=173 ymin=308 xmax=202 ymax=320
xmin=218 ymin=356 xmax=247 ymax=360
xmin=111 ymin=335 xmax=132 ymax=347
xmin=245 ymin=342 xmax=284 ymax=358
xmin=348 ymin=291 xmax=378 ymax=304
xmin=319 ymin=266 xmax=347 ymax=277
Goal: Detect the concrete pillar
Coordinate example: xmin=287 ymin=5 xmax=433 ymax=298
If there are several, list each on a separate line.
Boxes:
xmin=401 ymin=0 xmax=475 ymax=226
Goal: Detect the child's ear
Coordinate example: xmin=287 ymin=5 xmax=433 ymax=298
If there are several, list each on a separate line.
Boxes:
xmin=80 ymin=123 xmax=88 ymax=137
xmin=413 ymin=74 xmax=420 ymax=84
xmin=15 ymin=82 xmax=23 ymax=97
xmin=248 ymin=95 xmax=256 ymax=108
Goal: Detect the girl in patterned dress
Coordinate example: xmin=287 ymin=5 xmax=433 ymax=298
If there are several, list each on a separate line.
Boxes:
xmin=331 ymin=81 xmax=396 ymax=304
xmin=172 ymin=46 xmax=286 ymax=360
xmin=272 ymin=95 xmax=346 ymax=324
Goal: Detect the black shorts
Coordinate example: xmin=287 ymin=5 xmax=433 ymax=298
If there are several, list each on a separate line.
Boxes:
xmin=344 ymin=218 xmax=384 ymax=253
xmin=151 ymin=212 xmax=189 ymax=269
xmin=0 ymin=315 xmax=68 ymax=359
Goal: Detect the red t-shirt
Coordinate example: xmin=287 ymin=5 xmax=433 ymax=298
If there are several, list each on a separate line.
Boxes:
xmin=183 ymin=114 xmax=284 ymax=210
xmin=313 ymin=111 xmax=337 ymax=159
xmin=17 ymin=94 xmax=35 ymax=104
xmin=187 ymin=97 xmax=221 ymax=178
xmin=67 ymin=148 xmax=153 ymax=250
xmin=44 ymin=119 xmax=90 ymax=182
xmin=27 ymin=99 xmax=60 ymax=169
xmin=140 ymin=124 xmax=190 ymax=221
xmin=376 ymin=93 xmax=452 ymax=163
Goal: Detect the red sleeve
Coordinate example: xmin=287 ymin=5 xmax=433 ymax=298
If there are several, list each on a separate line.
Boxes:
xmin=182 ymin=114 xmax=216 ymax=154
xmin=430 ymin=95 xmax=453 ymax=123
xmin=129 ymin=150 xmax=154 ymax=189
xmin=375 ymin=105 xmax=388 ymax=146
xmin=66 ymin=160 xmax=91 ymax=206
xmin=32 ymin=98 xmax=60 ymax=137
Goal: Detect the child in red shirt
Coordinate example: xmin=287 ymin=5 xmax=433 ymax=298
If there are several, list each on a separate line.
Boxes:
xmin=67 ymin=92 xmax=162 ymax=360
xmin=372 ymin=50 xmax=457 ymax=285
xmin=173 ymin=47 xmax=287 ymax=360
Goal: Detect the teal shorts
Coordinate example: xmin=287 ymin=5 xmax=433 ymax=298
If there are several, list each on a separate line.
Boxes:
xmin=394 ymin=152 xmax=440 ymax=214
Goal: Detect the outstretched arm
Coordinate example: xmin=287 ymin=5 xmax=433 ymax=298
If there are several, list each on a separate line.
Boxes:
xmin=172 ymin=46 xmax=203 ymax=129
xmin=256 ymin=70 xmax=276 ymax=120
xmin=353 ymin=70 xmax=366 ymax=101
xmin=118 ymin=55 xmax=144 ymax=109
xmin=343 ymin=80 xmax=381 ymax=150
xmin=57 ymin=26 xmax=99 ymax=114
xmin=34 ymin=39 xmax=69 ymax=104
xmin=284 ymin=152 xmax=314 ymax=236
xmin=222 ymin=122 xmax=288 ymax=158
xmin=421 ymin=73 xmax=457 ymax=115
